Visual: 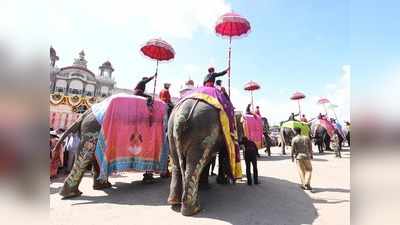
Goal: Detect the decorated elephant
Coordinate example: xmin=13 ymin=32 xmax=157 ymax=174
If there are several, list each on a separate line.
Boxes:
xmin=312 ymin=124 xmax=331 ymax=153
xmin=280 ymin=120 xmax=310 ymax=155
xmin=53 ymin=109 xmax=112 ymax=198
xmin=167 ymin=87 xmax=242 ymax=216
xmin=52 ymin=94 xmax=169 ymax=199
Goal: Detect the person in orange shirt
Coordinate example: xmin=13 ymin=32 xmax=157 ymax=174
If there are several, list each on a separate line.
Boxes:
xmin=159 ymin=83 xmax=172 ymax=104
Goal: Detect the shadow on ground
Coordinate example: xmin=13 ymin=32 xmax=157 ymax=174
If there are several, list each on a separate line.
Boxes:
xmin=62 ymin=176 xmax=321 ymax=225
xmin=195 ymin=176 xmax=319 ymax=225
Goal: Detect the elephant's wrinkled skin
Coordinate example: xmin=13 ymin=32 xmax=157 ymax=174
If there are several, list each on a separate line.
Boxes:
xmin=167 ymin=98 xmax=229 ymax=216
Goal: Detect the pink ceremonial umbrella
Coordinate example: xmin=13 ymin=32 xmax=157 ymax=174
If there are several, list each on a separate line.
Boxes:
xmin=215 ymin=12 xmax=251 ymax=96
xmin=290 ymin=91 xmax=306 ymax=115
xmin=244 ymin=81 xmax=260 ymax=111
xmin=140 ymin=38 xmax=175 ymax=97
xmin=317 ymin=98 xmax=331 ymax=114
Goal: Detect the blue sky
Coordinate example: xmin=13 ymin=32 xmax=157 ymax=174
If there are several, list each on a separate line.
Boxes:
xmin=44 ymin=0 xmax=351 ymax=124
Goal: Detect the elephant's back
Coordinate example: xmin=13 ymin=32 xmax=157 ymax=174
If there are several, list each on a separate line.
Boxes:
xmin=170 ymin=99 xmax=220 ymax=137
xmin=177 ymin=99 xmax=219 ymax=124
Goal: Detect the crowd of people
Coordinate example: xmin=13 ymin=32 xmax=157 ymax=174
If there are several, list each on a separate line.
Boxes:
xmin=50 ymin=128 xmax=79 ymax=179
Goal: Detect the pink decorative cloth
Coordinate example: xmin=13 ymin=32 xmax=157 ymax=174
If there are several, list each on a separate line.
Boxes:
xmin=317 ymin=118 xmax=336 ymax=138
xmin=243 ymin=114 xmax=264 ymax=148
xmin=93 ymin=94 xmax=168 ymax=180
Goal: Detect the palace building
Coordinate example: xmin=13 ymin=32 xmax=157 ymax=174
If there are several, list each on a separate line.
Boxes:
xmin=49 ymin=47 xmax=116 ymax=129
xmin=49 ymin=46 xmax=189 ymax=129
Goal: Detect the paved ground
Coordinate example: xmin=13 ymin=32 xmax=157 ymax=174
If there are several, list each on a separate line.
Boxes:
xmin=50 ymin=146 xmax=350 ymax=225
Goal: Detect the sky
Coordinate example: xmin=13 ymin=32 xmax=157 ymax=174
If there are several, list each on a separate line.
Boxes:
xmin=3 ymin=0 xmax=354 ymax=125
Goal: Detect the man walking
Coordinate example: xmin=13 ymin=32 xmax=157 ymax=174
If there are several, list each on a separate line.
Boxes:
xmin=291 ymin=127 xmax=313 ymax=190
xmin=241 ymin=137 xmax=259 ymax=185
xmin=332 ymin=130 xmax=342 ymax=158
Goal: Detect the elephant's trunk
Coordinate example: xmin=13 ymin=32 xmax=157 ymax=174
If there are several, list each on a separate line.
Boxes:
xmin=52 ymin=109 xmax=90 ymax=154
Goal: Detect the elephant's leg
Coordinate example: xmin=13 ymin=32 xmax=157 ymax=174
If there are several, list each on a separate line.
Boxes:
xmin=347 ymin=133 xmax=350 ymax=146
xmin=199 ymin=162 xmax=211 ymax=190
xmin=318 ymin=140 xmax=323 ymax=153
xmin=92 ymin=159 xmax=112 ymax=190
xmin=216 ymin=149 xmax=229 ymax=184
xmin=60 ymin=132 xmax=99 ymax=198
xmin=325 ymin=136 xmax=331 ymax=151
xmin=181 ymin=152 xmax=203 ymax=216
xmin=167 ymin=137 xmax=183 ymax=207
xmin=181 ymin=129 xmax=218 ymax=216
xmin=281 ymin=141 xmax=286 ymax=155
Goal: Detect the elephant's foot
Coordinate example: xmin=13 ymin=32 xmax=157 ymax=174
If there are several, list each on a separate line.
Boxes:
xmin=142 ymin=172 xmax=155 ymax=184
xmin=171 ymin=203 xmax=182 ymax=212
xmin=59 ymin=184 xmax=82 ymax=199
xmin=93 ymin=181 xmax=112 ymax=190
xmin=167 ymin=196 xmax=181 ymax=205
xmin=181 ymin=202 xmax=201 ymax=216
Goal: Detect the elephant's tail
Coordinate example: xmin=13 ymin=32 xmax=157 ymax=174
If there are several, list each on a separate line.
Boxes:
xmin=52 ymin=109 xmax=90 ymax=154
xmin=172 ymin=100 xmax=200 ymax=152
xmin=173 ymin=107 xmax=189 ymax=142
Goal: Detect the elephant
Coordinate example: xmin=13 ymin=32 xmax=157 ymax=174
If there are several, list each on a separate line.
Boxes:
xmin=167 ymin=98 xmax=233 ymax=216
xmin=53 ymin=102 xmax=171 ymax=199
xmin=280 ymin=126 xmax=295 ymax=155
xmin=312 ymin=124 xmax=331 ymax=153
xmin=53 ymin=109 xmax=113 ymax=199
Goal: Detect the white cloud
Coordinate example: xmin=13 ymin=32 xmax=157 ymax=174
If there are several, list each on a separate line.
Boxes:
xmin=53 ymin=0 xmax=231 ymax=39
xmin=325 ymin=65 xmax=351 ymax=122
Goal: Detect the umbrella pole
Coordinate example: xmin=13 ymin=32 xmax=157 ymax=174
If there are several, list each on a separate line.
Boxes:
xmin=228 ymin=36 xmax=232 ymax=97
xmin=251 ymin=90 xmax=254 ymax=111
xmin=298 ymin=99 xmax=301 ymax=115
xmin=333 ymin=109 xmax=338 ymax=120
xmin=152 ymin=60 xmax=159 ymax=99
xmin=323 ymin=104 xmax=328 ymax=116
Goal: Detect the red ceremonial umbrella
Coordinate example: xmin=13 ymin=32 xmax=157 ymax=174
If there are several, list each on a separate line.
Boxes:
xmin=140 ymin=38 xmax=175 ymax=97
xmin=244 ymin=81 xmax=260 ymax=110
xmin=215 ymin=12 xmax=251 ymax=96
xmin=317 ymin=98 xmax=330 ymax=114
xmin=290 ymin=91 xmax=306 ymax=115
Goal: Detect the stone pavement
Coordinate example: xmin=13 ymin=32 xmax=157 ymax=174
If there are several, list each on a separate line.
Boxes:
xmin=50 ymin=146 xmax=350 ymax=225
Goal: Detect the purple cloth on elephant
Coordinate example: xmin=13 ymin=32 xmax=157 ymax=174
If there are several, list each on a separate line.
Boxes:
xmin=183 ymin=87 xmax=236 ymax=131
xmin=181 ymin=87 xmax=241 ymax=165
